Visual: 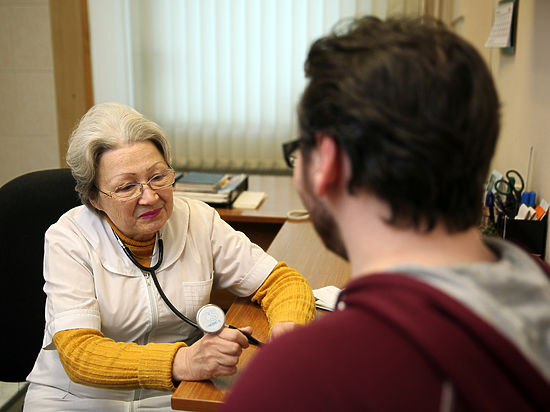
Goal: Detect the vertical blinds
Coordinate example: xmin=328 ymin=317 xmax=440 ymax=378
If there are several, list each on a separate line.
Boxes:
xmin=90 ymin=0 xmax=422 ymax=172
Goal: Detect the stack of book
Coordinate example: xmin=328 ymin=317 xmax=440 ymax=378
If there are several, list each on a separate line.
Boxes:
xmin=173 ymin=171 xmax=248 ymax=207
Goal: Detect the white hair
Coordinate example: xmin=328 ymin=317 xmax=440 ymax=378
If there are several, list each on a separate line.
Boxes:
xmin=66 ymin=102 xmax=172 ymax=211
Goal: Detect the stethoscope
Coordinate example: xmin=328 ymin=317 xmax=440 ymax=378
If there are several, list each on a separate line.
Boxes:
xmin=112 ymin=230 xmax=262 ymax=346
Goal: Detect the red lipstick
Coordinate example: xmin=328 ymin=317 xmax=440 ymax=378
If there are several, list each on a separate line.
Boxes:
xmin=140 ymin=208 xmax=162 ymax=219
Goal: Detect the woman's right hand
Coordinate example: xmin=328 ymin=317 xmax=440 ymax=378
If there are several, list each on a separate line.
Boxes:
xmin=172 ymin=326 xmax=252 ymax=381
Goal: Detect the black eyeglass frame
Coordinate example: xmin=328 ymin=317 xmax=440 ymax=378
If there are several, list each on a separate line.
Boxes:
xmin=282 ymin=139 xmax=302 ymax=168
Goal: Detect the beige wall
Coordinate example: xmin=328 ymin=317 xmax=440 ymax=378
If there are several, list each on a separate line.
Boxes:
xmin=0 ymin=0 xmax=60 ymax=187
xmin=456 ymin=0 xmax=550 ymax=260
xmin=488 ymin=0 xmax=550 ymax=259
xmin=490 ymin=0 xmax=550 ymax=195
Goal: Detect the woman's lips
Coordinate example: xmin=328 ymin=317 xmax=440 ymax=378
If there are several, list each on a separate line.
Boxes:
xmin=140 ymin=208 xmax=162 ymax=219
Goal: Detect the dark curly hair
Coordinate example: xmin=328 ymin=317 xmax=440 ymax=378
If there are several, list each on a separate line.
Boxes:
xmin=298 ymin=16 xmax=500 ymax=232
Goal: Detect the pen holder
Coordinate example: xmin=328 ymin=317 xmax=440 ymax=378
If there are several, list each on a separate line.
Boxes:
xmin=497 ymin=214 xmax=548 ymax=259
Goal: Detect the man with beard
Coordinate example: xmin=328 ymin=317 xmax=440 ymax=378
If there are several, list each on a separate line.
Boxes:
xmin=221 ymin=16 xmax=550 ymax=411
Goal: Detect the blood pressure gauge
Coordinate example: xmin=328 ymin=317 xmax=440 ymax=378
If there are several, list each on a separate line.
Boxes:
xmin=196 ymin=304 xmax=226 ymax=334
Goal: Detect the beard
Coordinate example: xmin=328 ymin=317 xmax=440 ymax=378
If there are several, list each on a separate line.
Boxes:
xmin=297 ymin=167 xmax=348 ymax=261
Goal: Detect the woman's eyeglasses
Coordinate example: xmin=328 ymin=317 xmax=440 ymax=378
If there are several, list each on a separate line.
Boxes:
xmin=282 ymin=139 xmax=301 ymax=168
xmin=98 ymin=169 xmax=176 ymax=202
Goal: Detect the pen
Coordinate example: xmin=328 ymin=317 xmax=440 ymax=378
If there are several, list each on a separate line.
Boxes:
xmin=485 ymin=192 xmax=495 ymax=223
xmin=227 ymin=324 xmax=263 ymax=346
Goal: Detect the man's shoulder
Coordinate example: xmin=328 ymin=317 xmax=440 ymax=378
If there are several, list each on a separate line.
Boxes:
xmin=222 ymin=304 xmax=442 ymax=411
xmin=225 ymin=273 xmax=550 ymax=411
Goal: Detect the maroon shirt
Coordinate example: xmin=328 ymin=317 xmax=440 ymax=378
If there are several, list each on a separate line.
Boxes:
xmin=222 ymin=273 xmax=550 ymax=411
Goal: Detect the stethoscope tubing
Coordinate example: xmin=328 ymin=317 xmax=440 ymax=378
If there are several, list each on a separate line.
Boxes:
xmin=113 ymin=231 xmax=262 ymax=346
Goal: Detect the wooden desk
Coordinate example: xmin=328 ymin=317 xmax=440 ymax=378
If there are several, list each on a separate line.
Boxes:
xmin=172 ymin=221 xmax=350 ymax=411
xmin=266 ymin=220 xmax=350 ymax=289
xmin=216 ymin=175 xmax=304 ymax=224
xmin=216 ymin=175 xmax=305 ymax=252
xmin=171 ymin=300 xmax=270 ymax=411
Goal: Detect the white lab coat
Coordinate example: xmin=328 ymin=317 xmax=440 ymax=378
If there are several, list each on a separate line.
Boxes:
xmin=24 ymin=196 xmax=276 ymax=410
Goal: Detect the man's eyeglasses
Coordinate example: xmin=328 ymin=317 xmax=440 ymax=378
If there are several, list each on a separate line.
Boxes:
xmin=98 ymin=169 xmax=176 ymax=202
xmin=282 ymin=139 xmax=301 ymax=168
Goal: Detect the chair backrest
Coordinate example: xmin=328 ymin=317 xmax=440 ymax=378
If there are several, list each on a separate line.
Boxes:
xmin=0 ymin=169 xmax=81 ymax=382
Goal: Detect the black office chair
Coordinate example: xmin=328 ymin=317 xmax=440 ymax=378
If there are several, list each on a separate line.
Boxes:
xmin=0 ymin=168 xmax=81 ymax=382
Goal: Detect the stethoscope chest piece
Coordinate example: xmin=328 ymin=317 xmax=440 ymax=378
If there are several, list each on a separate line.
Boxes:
xmin=196 ymin=304 xmax=226 ymax=334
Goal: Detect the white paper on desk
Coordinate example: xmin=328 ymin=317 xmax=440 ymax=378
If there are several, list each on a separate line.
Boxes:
xmin=233 ymin=191 xmax=267 ymax=209
xmin=313 ymin=285 xmax=342 ymax=311
xmin=485 ymin=2 xmax=514 ymax=48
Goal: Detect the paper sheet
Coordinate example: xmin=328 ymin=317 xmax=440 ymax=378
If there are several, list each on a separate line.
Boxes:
xmin=313 ymin=285 xmax=342 ymax=311
xmin=233 ymin=191 xmax=267 ymax=209
xmin=485 ymin=2 xmax=514 ymax=48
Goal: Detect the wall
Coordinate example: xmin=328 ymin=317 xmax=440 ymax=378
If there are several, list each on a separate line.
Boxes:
xmin=487 ymin=0 xmax=550 ymax=259
xmin=0 ymin=0 xmax=59 ymax=187
xmin=452 ymin=0 xmax=550 ymax=259
xmin=490 ymin=1 xmax=550 ymax=195
xmin=455 ymin=1 xmax=494 ymax=62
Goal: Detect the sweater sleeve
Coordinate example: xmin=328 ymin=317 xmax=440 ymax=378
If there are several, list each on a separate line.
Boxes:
xmin=250 ymin=262 xmax=316 ymax=331
xmin=53 ymin=328 xmax=187 ymax=392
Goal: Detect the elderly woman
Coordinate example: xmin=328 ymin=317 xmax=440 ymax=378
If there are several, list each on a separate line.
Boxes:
xmin=24 ymin=102 xmax=315 ymax=411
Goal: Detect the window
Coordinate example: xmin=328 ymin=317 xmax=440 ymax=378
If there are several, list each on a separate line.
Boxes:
xmin=89 ymin=0 xmax=393 ymax=172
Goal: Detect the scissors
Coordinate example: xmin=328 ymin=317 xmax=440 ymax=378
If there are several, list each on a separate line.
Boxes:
xmin=494 ymin=170 xmax=524 ymax=218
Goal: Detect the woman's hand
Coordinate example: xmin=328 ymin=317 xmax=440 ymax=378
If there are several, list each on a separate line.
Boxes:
xmin=172 ymin=326 xmax=252 ymax=381
xmin=270 ymin=322 xmax=298 ymax=340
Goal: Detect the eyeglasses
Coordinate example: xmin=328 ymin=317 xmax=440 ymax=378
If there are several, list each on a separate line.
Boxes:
xmin=98 ymin=169 xmax=176 ymax=202
xmin=282 ymin=139 xmax=301 ymax=168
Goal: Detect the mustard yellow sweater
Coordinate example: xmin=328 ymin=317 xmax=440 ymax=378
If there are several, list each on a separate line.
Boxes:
xmin=54 ymin=223 xmax=315 ymax=392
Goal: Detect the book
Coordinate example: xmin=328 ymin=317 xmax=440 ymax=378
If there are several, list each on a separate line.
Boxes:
xmin=174 ymin=173 xmax=248 ymax=207
xmin=174 ymin=171 xmax=229 ymax=193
